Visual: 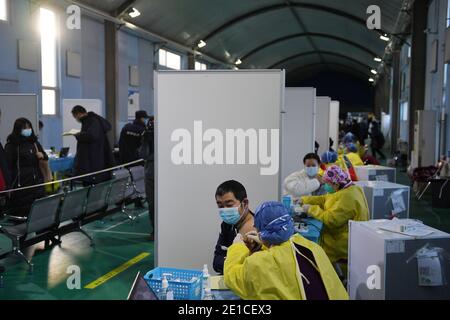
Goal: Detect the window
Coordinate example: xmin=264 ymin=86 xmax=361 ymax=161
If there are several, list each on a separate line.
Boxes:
xmin=400 ymin=102 xmax=409 ymax=122
xmin=195 ymin=61 xmax=207 ymax=70
xmin=158 ymin=48 xmax=181 ymax=70
xmin=39 ymin=8 xmax=58 ymax=115
xmin=0 ymin=0 xmax=8 ymax=21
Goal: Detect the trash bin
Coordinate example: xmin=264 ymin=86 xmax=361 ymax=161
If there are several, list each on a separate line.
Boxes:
xmin=431 ymin=178 xmax=450 ymax=209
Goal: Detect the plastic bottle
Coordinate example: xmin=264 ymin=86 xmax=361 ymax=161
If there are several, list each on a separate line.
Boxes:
xmin=202 ymin=264 xmax=210 ymax=298
xmin=203 ymin=287 xmax=215 ymax=300
xmin=159 ymin=275 xmax=174 ymax=300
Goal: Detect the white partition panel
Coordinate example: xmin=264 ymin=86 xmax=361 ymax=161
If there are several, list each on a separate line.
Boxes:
xmin=62 ymin=99 xmax=103 ymax=155
xmin=329 ymin=101 xmax=340 ymax=151
xmin=155 ymin=70 xmax=284 ymax=271
xmin=315 ymin=97 xmax=331 ymax=154
xmin=281 ymin=88 xmax=316 ymax=196
xmin=0 ymin=94 xmax=38 ymax=145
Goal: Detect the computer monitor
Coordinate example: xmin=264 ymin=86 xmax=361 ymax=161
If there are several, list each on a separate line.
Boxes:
xmin=59 ymin=147 xmax=70 ymax=158
xmin=127 ymin=272 xmax=159 ymax=301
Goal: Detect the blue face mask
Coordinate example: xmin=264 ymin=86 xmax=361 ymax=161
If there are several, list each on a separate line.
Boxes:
xmin=305 ymin=166 xmax=319 ymax=178
xmin=21 ymin=129 xmax=32 ymax=137
xmin=219 ymin=206 xmax=242 ymax=225
xmin=324 ymin=184 xmax=336 ymax=194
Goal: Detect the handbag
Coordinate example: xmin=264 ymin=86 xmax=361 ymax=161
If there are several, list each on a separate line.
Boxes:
xmin=35 ymin=144 xmax=53 ymax=183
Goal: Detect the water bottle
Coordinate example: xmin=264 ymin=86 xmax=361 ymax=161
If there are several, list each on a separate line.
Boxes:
xmin=159 ymin=275 xmax=174 ymax=300
xmin=203 ymin=287 xmax=215 ymax=300
xmin=202 ymin=264 xmax=210 ymax=299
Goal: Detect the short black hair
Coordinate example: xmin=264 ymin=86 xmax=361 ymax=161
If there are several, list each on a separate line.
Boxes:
xmin=215 ymin=180 xmax=247 ymax=202
xmin=303 ymin=153 xmax=321 ymax=165
xmin=71 ymin=105 xmax=87 ymax=115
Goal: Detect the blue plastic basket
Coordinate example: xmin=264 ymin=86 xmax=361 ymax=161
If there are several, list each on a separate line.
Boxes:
xmin=144 ymin=267 xmax=203 ymax=300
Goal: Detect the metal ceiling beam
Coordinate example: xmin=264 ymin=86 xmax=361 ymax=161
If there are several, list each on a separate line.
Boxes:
xmin=112 ymin=0 xmax=138 ymax=18
xmin=287 ymin=62 xmax=371 ymax=81
xmin=268 ymin=50 xmax=374 ymax=70
xmin=201 ymin=3 xmax=386 ymax=43
xmin=284 ymin=0 xmax=326 ymax=65
xmin=241 ymin=32 xmax=379 ymax=62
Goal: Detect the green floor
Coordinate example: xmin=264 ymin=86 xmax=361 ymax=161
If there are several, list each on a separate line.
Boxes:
xmin=0 ymin=168 xmax=449 ymax=300
xmin=0 ymin=207 xmax=154 ymax=300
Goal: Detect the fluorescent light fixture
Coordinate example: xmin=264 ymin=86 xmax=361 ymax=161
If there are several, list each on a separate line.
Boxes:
xmin=197 ymin=40 xmax=206 ymax=48
xmin=128 ymin=8 xmax=141 ymax=18
xmin=380 ymin=34 xmax=390 ymax=42
xmin=369 ymin=78 xmax=375 ymax=82
xmin=374 ymin=57 xmax=382 ymax=62
xmin=235 ymin=59 xmax=242 ymax=65
xmin=371 ymin=69 xmax=378 ymax=75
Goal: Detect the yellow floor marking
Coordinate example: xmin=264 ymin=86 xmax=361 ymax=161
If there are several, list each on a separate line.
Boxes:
xmin=84 ymin=252 xmax=151 ymax=289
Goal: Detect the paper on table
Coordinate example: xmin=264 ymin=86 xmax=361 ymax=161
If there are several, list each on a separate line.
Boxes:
xmin=210 ymin=276 xmax=228 ymax=290
xmin=63 ymin=129 xmax=81 ymax=136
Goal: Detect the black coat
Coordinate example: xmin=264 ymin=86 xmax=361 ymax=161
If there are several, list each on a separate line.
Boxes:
xmin=213 ymin=222 xmax=237 ymax=275
xmin=74 ymin=112 xmax=114 ymax=184
xmin=0 ymin=142 xmax=11 ymax=189
xmin=4 ymin=135 xmax=47 ymax=216
xmin=119 ymin=120 xmax=146 ymax=164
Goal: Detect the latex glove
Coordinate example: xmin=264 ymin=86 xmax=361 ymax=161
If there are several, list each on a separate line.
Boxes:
xmin=245 ymin=231 xmax=262 ymax=245
xmin=233 ymin=233 xmax=244 ymax=245
xmin=302 ymin=204 xmax=311 ymax=214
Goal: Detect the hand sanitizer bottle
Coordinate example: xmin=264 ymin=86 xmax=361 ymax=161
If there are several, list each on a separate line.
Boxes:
xmin=159 ymin=275 xmax=174 ymax=300
xmin=202 ymin=264 xmax=210 ymax=299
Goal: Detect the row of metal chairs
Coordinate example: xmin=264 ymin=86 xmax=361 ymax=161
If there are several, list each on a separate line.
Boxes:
xmin=0 ymin=166 xmax=146 ymax=273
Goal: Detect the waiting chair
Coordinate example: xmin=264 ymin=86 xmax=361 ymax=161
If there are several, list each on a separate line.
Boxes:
xmin=57 ymin=187 xmax=90 ymax=245
xmin=109 ymin=172 xmax=135 ymax=221
xmin=85 ymin=181 xmax=112 ymax=217
xmin=0 ymin=194 xmax=62 ymax=273
xmin=129 ymin=166 xmax=146 ymax=199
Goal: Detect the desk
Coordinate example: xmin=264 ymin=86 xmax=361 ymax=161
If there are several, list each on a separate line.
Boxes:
xmin=211 ymin=290 xmax=240 ymax=300
xmin=296 ymin=217 xmax=323 ymax=244
xmin=49 ymin=157 xmax=75 ymax=172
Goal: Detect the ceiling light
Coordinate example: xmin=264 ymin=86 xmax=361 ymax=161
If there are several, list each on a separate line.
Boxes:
xmin=380 ymin=34 xmax=390 ymax=42
xmin=371 ymin=69 xmax=378 ymax=75
xmin=197 ymin=40 xmax=206 ymax=48
xmin=369 ymin=78 xmax=374 ymax=82
xmin=374 ymin=57 xmax=382 ymax=62
xmin=128 ymin=8 xmax=141 ymax=18
xmin=235 ymin=59 xmax=242 ymax=65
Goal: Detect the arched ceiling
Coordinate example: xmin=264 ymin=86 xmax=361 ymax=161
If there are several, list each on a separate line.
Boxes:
xmin=77 ymin=0 xmax=405 ymax=79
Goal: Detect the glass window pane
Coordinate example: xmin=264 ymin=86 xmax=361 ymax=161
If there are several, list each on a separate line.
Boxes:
xmin=42 ymin=89 xmax=56 ymax=115
xmin=0 ymin=0 xmax=7 ymax=21
xmin=40 ymin=8 xmax=57 ymax=87
xmin=159 ymin=49 xmax=166 ymax=66
xmin=166 ymin=51 xmax=181 ymax=70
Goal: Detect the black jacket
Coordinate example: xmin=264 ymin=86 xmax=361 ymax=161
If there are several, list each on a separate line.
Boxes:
xmin=0 ymin=142 xmax=11 ymax=189
xmin=74 ymin=112 xmax=114 ymax=184
xmin=4 ymin=135 xmax=47 ymax=216
xmin=213 ymin=222 xmax=237 ymax=275
xmin=140 ymin=125 xmax=155 ymax=179
xmin=119 ymin=120 xmax=146 ymax=164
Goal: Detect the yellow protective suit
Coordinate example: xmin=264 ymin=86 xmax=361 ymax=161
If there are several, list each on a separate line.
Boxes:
xmin=344 ymin=152 xmax=364 ymax=167
xmin=301 ymin=185 xmax=369 ymax=263
xmin=319 ymin=157 xmax=349 ymax=176
xmin=224 ymin=234 xmax=349 ymax=300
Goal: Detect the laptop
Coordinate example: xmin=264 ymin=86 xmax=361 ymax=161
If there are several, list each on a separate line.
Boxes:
xmin=127 ymin=272 xmax=159 ymax=301
xmin=59 ymin=147 xmax=70 ymax=158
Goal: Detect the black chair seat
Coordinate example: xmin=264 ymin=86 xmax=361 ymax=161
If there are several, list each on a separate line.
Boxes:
xmin=1 ymin=224 xmax=27 ymax=238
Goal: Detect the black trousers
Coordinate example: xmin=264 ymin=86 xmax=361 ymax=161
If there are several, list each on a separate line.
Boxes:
xmin=145 ymin=176 xmax=155 ymax=234
xmin=372 ymin=147 xmax=386 ymax=160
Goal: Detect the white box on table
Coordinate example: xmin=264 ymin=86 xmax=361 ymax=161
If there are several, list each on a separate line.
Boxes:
xmin=355 ymin=165 xmax=396 ymax=183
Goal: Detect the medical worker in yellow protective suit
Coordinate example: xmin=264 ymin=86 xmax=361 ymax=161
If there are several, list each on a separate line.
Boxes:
xmin=319 ymin=151 xmax=348 ymax=176
xmin=224 ymin=201 xmax=349 ymax=300
xmin=301 ymin=166 xmax=369 ymax=265
xmin=344 ymin=143 xmax=364 ymax=167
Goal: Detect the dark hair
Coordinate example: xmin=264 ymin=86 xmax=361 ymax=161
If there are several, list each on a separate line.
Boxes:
xmin=12 ymin=118 xmax=36 ymax=138
xmin=72 ymin=105 xmax=87 ymax=115
xmin=303 ymin=153 xmax=321 ymax=165
xmin=215 ymin=180 xmax=247 ymax=202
